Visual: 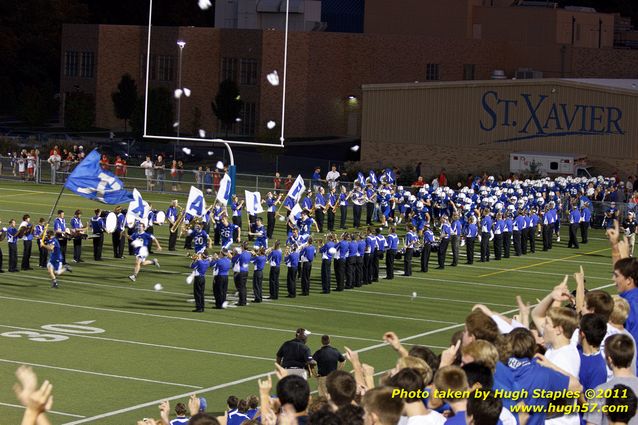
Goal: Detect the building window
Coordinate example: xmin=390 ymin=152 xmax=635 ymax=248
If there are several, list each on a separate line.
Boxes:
xmin=80 ymin=52 xmax=95 ymax=78
xmin=463 ymin=64 xmax=475 ymax=81
xmin=239 ymin=102 xmax=256 ymax=135
xmin=157 ymin=55 xmax=175 ymax=82
xmin=222 ymin=57 xmax=238 ymax=82
xmin=240 ymin=59 xmax=258 ymax=86
xmin=64 ymin=51 xmax=79 ymax=77
xmin=426 ymin=63 xmax=440 ymax=81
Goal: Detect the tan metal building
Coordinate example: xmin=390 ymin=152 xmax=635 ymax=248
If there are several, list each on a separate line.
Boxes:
xmin=361 ymin=79 xmax=638 ymax=176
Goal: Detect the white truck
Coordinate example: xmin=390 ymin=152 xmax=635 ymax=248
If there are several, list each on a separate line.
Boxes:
xmin=509 ymin=152 xmax=593 ymax=177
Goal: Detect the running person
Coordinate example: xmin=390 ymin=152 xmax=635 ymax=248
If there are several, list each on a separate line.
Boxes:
xmin=43 ymin=230 xmax=72 ymax=288
xmin=127 ymin=223 xmax=162 ymax=282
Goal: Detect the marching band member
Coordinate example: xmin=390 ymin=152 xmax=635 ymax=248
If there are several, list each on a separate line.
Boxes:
xmin=166 ymin=200 xmax=179 ymax=251
xmin=248 ymin=217 xmax=268 ymax=249
xmin=568 ymin=203 xmax=581 ymax=249
xmin=437 ymin=215 xmax=452 ymax=269
xmin=146 ymin=204 xmax=156 ymax=253
xmin=231 ymin=241 xmax=251 ymax=306
xmin=364 ymin=228 xmax=376 ymax=285
xmin=302 ymin=190 xmax=313 ymax=211
xmin=230 ymin=195 xmax=244 ymax=242
xmin=465 ymin=216 xmax=479 ymax=265
xmin=385 ymin=227 xmax=399 ymax=280
xmin=334 ymin=233 xmax=349 ymax=291
xmin=346 ymin=231 xmax=359 ymax=288
xmin=213 ymin=202 xmax=225 ymax=246
xmin=315 ymin=187 xmax=327 ymax=232
xmin=190 ymin=252 xmax=211 ymax=312
xmin=580 ymin=201 xmax=591 ymax=244
xmin=351 ymin=185 xmax=365 ymax=229
xmin=267 ymin=241 xmax=283 ymax=300
xmin=113 ymin=206 xmax=126 ymax=258
xmin=250 ymin=247 xmax=267 ymax=303
xmin=450 ymin=212 xmax=462 ymax=267
xmin=219 ymin=215 xmax=240 ymax=250
xmin=513 ymin=209 xmax=525 ymax=256
xmin=493 ymin=211 xmax=504 ymax=261
xmin=403 ymin=224 xmax=417 ymax=277
xmin=504 ymin=211 xmax=513 ymax=258
xmin=479 ymin=208 xmax=492 ymax=263
xmin=43 ymin=230 xmax=72 ymax=288
xmin=6 ymin=219 xmax=19 ymax=272
xmin=299 ymin=237 xmax=316 ymax=296
xmin=339 ymin=186 xmax=349 ymax=229
xmin=327 ymin=187 xmax=337 ymax=232
xmin=373 ymin=227 xmax=386 ymax=282
xmin=33 ymin=218 xmax=47 ymax=268
xmin=319 ymin=234 xmax=336 ymax=293
xmin=211 ymin=249 xmax=232 ymax=309
xmin=127 ymin=222 xmax=161 ymax=282
xmin=421 ymin=223 xmax=435 ymax=272
xmin=365 ymin=182 xmax=376 ymax=226
xmin=355 ymin=232 xmax=366 ymax=287
xmin=191 ymin=222 xmax=212 ymax=254
xmin=528 ymin=206 xmax=539 ymax=253
xmin=520 ymin=209 xmax=529 ymax=255
xmin=285 ymin=244 xmax=300 ymax=298
xmin=90 ymin=209 xmax=105 ymax=261
xmin=266 ymin=192 xmax=281 ymax=239
xmin=54 ymin=210 xmax=69 ymax=264
xmin=18 ymin=214 xmax=34 ymax=270
xmin=70 ymin=209 xmax=85 ymax=263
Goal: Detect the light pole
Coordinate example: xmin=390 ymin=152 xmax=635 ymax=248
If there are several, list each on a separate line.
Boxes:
xmin=175 ymin=40 xmax=186 ymax=159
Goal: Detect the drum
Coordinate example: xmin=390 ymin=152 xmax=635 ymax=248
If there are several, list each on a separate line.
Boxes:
xmin=155 ymin=211 xmax=166 ymax=225
xmin=105 ymin=212 xmax=117 ymax=233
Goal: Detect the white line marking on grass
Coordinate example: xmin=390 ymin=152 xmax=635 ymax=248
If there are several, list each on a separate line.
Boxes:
xmin=352 ymin=288 xmax=515 ymax=308
xmin=0 ymin=324 xmax=273 ymax=362
xmin=456 ymin=264 xmax=609 ymax=280
xmin=0 ymin=358 xmax=202 ymax=389
xmin=397 ymin=274 xmax=550 ymax=292
xmin=0 ymin=402 xmax=85 ymax=419
xmin=502 ymin=256 xmax=610 ymax=266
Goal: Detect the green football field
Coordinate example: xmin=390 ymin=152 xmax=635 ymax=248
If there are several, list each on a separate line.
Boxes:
xmin=0 ymin=182 xmax=616 ymax=424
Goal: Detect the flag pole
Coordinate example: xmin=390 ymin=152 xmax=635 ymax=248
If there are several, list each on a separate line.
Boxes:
xmin=47 ymin=184 xmax=67 ymax=224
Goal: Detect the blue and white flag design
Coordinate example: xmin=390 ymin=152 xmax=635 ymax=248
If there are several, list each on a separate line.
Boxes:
xmin=65 ymin=149 xmax=133 ymax=204
xmin=245 ymin=190 xmax=264 ymax=214
xmin=186 ymin=186 xmax=207 ymax=218
xmin=383 ymin=168 xmax=396 ymax=184
xmin=356 ymin=172 xmax=365 ymax=187
xmin=286 ymin=175 xmax=306 ymax=203
xmin=289 ymin=203 xmax=303 ymax=225
xmin=369 ymin=170 xmax=378 ymax=186
xmin=216 ymin=173 xmax=232 ymax=206
xmin=128 ymin=188 xmax=150 ymax=221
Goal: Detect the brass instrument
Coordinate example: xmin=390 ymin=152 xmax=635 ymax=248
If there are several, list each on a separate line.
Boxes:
xmin=170 ymin=204 xmax=186 ymax=234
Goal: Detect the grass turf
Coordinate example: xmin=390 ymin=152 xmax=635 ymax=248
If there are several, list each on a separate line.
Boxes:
xmin=0 ymin=182 xmax=615 ymax=424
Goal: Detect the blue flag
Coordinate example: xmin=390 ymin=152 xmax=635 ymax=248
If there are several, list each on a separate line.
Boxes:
xmin=64 ymin=149 xmax=134 ymax=204
xmin=384 ymin=168 xmax=396 ymax=184
xmin=369 ymin=170 xmax=378 ymax=187
xmin=356 ymin=172 xmax=365 ymax=187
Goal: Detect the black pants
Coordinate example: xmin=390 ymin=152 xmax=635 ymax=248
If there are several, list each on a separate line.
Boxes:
xmin=527 ymin=228 xmax=536 ymax=253
xmin=503 ymin=232 xmax=511 ymax=258
xmin=0 ymin=247 xmax=3 ymax=271
xmin=93 ymin=233 xmax=104 ymax=260
xmin=267 ymin=212 xmax=276 ymax=239
xmin=59 ymin=237 xmax=67 ymax=264
xmin=286 ymin=266 xmax=298 ymax=297
xmin=513 ymin=231 xmax=522 ymax=256
xmin=8 ymin=243 xmax=18 ymax=271
xmin=232 ymin=216 xmax=241 ymax=241
xmin=568 ymin=223 xmax=580 ymax=248
xmin=346 ymin=257 xmax=356 ymax=288
xmin=315 ymin=210 xmax=324 ymax=233
xmin=39 ymin=244 xmax=47 ymax=268
xmin=480 ymin=232 xmax=490 ymax=262
xmin=168 ymin=230 xmax=178 ymax=251
xmin=386 ymin=249 xmax=396 ymax=279
xmin=301 ymin=262 xmax=312 ymax=295
xmin=214 ymin=222 xmax=221 ymax=246
xmin=327 ymin=209 xmax=335 ymax=231
xmin=194 ymin=276 xmax=206 ymax=311
xmin=253 ymin=269 xmax=264 ymax=302
xmin=73 ymin=237 xmax=82 ymax=262
xmin=112 ymin=230 xmax=124 ymax=257
xmin=520 ymin=228 xmax=528 ymax=255
xmin=542 ymin=224 xmax=551 ymax=251
xmin=127 ymin=227 xmax=135 ymax=255
xmin=353 ymin=205 xmax=362 ymax=228
xmin=340 ymin=206 xmax=347 ymax=228
xmin=363 ymin=253 xmax=371 ymax=284
xmin=580 ymin=222 xmax=589 ymax=243
xmin=268 ymin=266 xmax=280 ymax=299
xmin=184 ymin=233 xmax=193 ymax=250
xmin=213 ymin=275 xmax=228 ymax=308
xmin=438 ymin=238 xmax=450 ymax=268
xmin=466 ymin=237 xmax=476 ymax=264
xmin=493 ymin=234 xmax=503 ymax=260
xmin=404 ymin=248 xmax=413 ymax=276
xmin=335 ymin=259 xmax=346 ymax=290
xmin=21 ymin=240 xmax=32 ymax=270
xmin=147 ymin=227 xmax=154 ymax=253
xmin=234 ymin=271 xmax=248 ymax=305
xmin=450 ymin=235 xmax=459 ymax=266
xmin=355 ymin=256 xmax=363 ymax=287
xmin=420 ymin=245 xmax=431 ymax=272
xmin=366 ymin=202 xmax=374 ymax=225
xmin=321 ymin=259 xmax=331 ymax=293
xmin=373 ymin=251 xmax=381 ymax=281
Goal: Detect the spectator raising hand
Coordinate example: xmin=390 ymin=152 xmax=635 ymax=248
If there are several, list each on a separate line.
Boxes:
xmin=13 ymin=366 xmax=53 ymax=425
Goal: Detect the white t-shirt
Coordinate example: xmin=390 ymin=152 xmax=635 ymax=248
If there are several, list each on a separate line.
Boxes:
xmin=500 ymin=407 xmax=516 ymax=425
xmin=545 ymin=343 xmax=581 ymax=425
xmin=398 ymin=410 xmax=446 ymax=425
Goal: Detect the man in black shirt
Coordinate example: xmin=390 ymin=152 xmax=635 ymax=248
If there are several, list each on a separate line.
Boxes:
xmin=312 ymin=335 xmax=346 ymax=397
xmin=623 ymin=211 xmax=637 ymax=257
xmin=276 ymin=328 xmax=316 ymax=379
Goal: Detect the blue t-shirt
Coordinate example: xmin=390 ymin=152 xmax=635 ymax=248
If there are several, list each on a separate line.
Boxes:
xmin=192 ymin=230 xmax=209 ymax=252
xmin=232 ymin=251 xmax=252 ymax=273
xmin=621 ymin=288 xmax=638 ymax=343
xmin=251 ymin=255 xmax=267 ymax=271
xmin=47 ymin=238 xmax=62 ymax=262
xmin=444 ymin=410 xmax=466 ymax=425
xmin=191 ymin=259 xmax=211 ymax=276
xmin=130 ymin=232 xmax=155 ymax=255
xmin=578 ymin=349 xmax=607 ymax=392
xmin=320 ymin=241 xmax=335 ymax=260
xmin=301 ymin=245 xmax=316 ymax=262
xmin=268 ymin=249 xmax=282 ymax=267
xmin=213 ymin=257 xmax=232 ymax=276
xmin=220 ymin=223 xmax=238 ymax=243
xmin=286 ymin=251 xmax=300 ymax=268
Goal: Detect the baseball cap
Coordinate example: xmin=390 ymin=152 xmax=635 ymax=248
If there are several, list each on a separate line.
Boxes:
xmin=199 ymin=397 xmax=207 ymax=412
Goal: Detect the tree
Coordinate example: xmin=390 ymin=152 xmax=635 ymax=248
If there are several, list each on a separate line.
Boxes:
xmin=111 ymin=73 xmax=138 ymax=131
xmin=212 ymin=79 xmax=244 ymax=137
xmin=64 ymin=91 xmax=95 ymax=131
xmin=130 ymin=87 xmax=174 ymax=139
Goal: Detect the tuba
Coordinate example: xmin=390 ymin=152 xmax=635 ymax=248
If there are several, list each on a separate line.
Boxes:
xmin=170 ymin=205 xmax=185 ymax=234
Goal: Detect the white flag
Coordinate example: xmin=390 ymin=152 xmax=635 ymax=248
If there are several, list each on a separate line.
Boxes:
xmin=286 ymin=175 xmax=306 ymax=203
xmin=289 ymin=203 xmax=303 ymax=225
xmin=186 ymin=186 xmax=207 ymax=218
xmin=216 ymin=174 xmax=232 ymax=206
xmin=245 ymin=190 xmax=264 ymax=214
xmin=128 ymin=188 xmax=150 ymax=220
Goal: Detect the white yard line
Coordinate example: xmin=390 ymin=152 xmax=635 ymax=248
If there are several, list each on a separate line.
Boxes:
xmin=0 ymin=402 xmax=85 ymax=419
xmin=0 ymin=358 xmax=201 ymax=389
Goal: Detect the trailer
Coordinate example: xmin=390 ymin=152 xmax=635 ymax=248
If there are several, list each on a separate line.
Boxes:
xmin=509 ymin=152 xmax=593 ymax=177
